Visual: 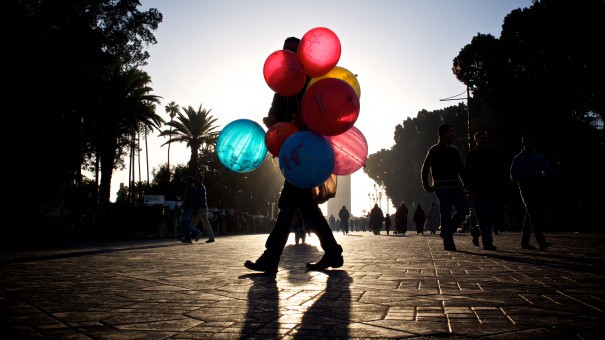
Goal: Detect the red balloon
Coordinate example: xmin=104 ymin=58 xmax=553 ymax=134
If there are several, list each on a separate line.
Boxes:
xmin=298 ymin=27 xmax=341 ymax=78
xmin=325 ymin=126 xmax=368 ymax=175
xmin=263 ymin=50 xmax=306 ymax=96
xmin=301 ymin=78 xmax=360 ymax=136
xmin=265 ymin=122 xmax=299 ymax=157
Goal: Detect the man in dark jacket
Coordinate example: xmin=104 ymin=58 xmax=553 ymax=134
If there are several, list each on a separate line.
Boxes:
xmin=421 ymin=124 xmax=468 ymax=251
xmin=465 ymin=131 xmax=498 ymax=250
xmin=369 ymin=203 xmax=384 ymax=235
xmin=245 ymin=37 xmax=343 ymax=273
xmin=339 ymin=205 xmax=350 ymax=234
xmin=510 ymin=134 xmax=555 ymax=250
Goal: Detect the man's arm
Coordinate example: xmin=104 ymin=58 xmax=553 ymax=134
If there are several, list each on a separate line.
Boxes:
xmin=420 ymin=149 xmax=434 ymax=192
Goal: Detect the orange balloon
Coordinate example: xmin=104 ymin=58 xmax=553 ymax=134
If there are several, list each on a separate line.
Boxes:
xmin=264 ymin=122 xmax=299 ymax=157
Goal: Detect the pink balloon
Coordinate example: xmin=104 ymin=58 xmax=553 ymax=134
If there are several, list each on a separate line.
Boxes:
xmin=298 ymin=27 xmax=341 ymax=78
xmin=301 ymin=78 xmax=360 ymax=136
xmin=263 ymin=50 xmax=306 ymax=96
xmin=325 ymin=126 xmax=368 ymax=175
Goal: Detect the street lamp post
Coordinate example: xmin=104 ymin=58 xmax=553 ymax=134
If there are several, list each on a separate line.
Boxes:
xmin=439 ymin=84 xmax=472 ymax=152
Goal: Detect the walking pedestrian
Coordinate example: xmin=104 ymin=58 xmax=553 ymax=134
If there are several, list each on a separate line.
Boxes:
xmin=292 ymin=210 xmax=306 ymax=245
xmin=244 ymin=36 xmax=344 ymax=273
xmin=510 ymin=134 xmax=555 ymax=250
xmin=191 ymin=174 xmax=215 ymax=243
xmin=395 ymin=202 xmax=408 ymax=235
xmin=413 ymin=204 xmax=426 ymax=234
xmin=369 ymin=203 xmax=384 ymax=235
xmin=420 ymin=123 xmax=468 ymax=251
xmin=465 ymin=131 xmax=500 ymax=250
xmin=180 ymin=176 xmax=201 ymax=243
xmin=339 ymin=205 xmax=350 ymax=234
xmin=426 ymin=202 xmax=440 ymax=234
xmin=384 ymin=213 xmax=392 ymax=235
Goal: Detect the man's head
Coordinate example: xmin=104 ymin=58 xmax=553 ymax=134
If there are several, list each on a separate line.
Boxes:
xmin=521 ymin=134 xmax=536 ymax=150
xmin=195 ymin=174 xmax=204 ymax=183
xmin=438 ymin=123 xmax=455 ymax=144
xmin=474 ymin=130 xmax=489 ymax=148
xmin=283 ymin=37 xmax=300 ymax=53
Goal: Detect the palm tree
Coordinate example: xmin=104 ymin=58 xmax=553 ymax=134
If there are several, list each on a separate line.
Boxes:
xmin=89 ymin=67 xmax=163 ymax=211
xmin=159 ymin=104 xmax=220 ymax=175
xmin=164 ymin=101 xmax=180 ymax=180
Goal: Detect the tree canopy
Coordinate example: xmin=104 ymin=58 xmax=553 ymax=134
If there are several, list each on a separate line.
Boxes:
xmin=365 ymin=0 xmax=604 ymax=230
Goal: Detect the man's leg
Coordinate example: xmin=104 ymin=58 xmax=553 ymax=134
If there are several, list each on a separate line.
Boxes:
xmin=523 ymin=188 xmax=550 ymax=249
xmin=198 ymin=208 xmax=215 ymax=242
xmin=435 ymin=188 xmax=455 ymax=250
xmin=474 ymin=195 xmax=494 ymax=248
xmin=245 ymin=184 xmax=297 ymax=273
xmin=299 ymin=201 xmax=343 ymax=270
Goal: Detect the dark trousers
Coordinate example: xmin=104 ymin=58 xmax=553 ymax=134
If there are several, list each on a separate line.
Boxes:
xmin=264 ymin=181 xmax=340 ymax=257
xmin=473 ymin=192 xmax=498 ymax=246
xmin=519 ymin=186 xmax=547 ymax=245
xmin=435 ymin=186 xmax=468 ymax=246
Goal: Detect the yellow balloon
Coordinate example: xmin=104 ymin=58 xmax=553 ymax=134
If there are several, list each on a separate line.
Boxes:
xmin=307 ymin=66 xmax=361 ymax=98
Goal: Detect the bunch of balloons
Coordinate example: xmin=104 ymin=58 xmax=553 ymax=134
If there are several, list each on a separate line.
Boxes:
xmin=216 ymin=27 xmax=368 ymax=181
xmin=264 ymin=27 xmax=368 ymax=188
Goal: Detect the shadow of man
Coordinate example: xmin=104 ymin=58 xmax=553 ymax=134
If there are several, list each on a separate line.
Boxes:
xmin=294 ymin=270 xmax=352 ymax=338
xmin=240 ymin=242 xmax=352 ymax=338
xmin=239 ymin=272 xmax=279 ymax=338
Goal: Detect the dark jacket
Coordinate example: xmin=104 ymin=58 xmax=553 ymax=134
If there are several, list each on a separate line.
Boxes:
xmin=339 ymin=207 xmax=350 ymax=221
xmin=465 ymin=145 xmax=501 ymax=194
xmin=369 ymin=205 xmax=384 ymax=228
xmin=421 ymin=142 xmax=467 ymax=189
xmin=395 ymin=204 xmax=408 ymax=228
xmin=413 ymin=206 xmax=426 ymax=226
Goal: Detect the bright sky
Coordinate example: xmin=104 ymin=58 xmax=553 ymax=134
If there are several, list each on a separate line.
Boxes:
xmin=111 ymin=0 xmax=531 ymax=217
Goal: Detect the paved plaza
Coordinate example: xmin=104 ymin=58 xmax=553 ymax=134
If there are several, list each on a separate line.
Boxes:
xmin=1 ymin=231 xmax=604 ymax=339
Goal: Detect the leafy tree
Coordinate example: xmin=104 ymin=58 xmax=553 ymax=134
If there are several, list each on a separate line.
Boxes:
xmin=451 ymin=0 xmax=605 ymax=228
xmin=2 ymin=0 xmax=162 ymax=235
xmin=368 ymin=0 xmax=604 ymax=231
xmin=365 ymin=104 xmax=469 ymax=209
xmin=158 ymin=104 xmax=220 ymax=176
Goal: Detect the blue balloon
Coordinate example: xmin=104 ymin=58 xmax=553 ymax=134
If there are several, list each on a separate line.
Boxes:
xmin=217 ymin=119 xmax=267 ymax=172
xmin=279 ymin=131 xmax=335 ymax=188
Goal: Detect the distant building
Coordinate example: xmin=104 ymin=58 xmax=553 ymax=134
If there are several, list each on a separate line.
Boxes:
xmin=327 ymin=175 xmax=351 ymax=218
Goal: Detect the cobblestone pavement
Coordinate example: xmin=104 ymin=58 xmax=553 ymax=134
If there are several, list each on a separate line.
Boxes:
xmin=1 ymin=231 xmax=604 ymax=339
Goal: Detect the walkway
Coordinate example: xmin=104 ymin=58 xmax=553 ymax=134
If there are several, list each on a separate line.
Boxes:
xmin=1 ymin=231 xmax=604 ymax=339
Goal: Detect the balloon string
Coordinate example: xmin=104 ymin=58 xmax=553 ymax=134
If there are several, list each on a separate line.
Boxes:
xmin=331 ymin=143 xmax=366 ymax=166
xmin=314 ymin=94 xmax=326 ymax=113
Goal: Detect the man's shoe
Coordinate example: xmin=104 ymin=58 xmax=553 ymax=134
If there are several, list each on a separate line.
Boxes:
xmin=194 ymin=232 xmax=202 ymax=242
xmin=483 ymin=244 xmax=497 ymax=251
xmin=306 ymin=245 xmax=343 ymax=271
xmin=206 ymin=239 xmax=215 ymax=243
xmin=244 ymin=260 xmax=278 ymax=273
xmin=539 ymin=241 xmax=552 ymax=250
xmin=470 ymin=227 xmax=480 ymax=246
xmin=521 ymin=243 xmax=537 ymax=250
xmin=443 ymin=244 xmax=457 ymax=251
